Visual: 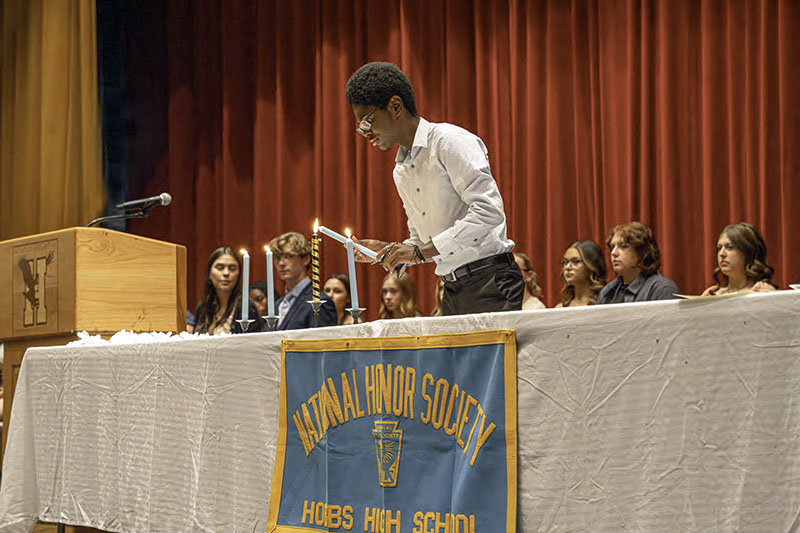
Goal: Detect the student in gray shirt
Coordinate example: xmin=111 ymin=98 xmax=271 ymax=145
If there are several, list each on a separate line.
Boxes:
xmin=597 ymin=222 xmax=680 ymax=304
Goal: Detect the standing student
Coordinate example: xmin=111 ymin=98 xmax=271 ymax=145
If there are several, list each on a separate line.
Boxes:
xmin=345 ymin=62 xmax=523 ymax=316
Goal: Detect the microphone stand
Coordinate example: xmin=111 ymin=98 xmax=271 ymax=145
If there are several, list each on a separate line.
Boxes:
xmin=86 ymin=204 xmax=158 ymax=228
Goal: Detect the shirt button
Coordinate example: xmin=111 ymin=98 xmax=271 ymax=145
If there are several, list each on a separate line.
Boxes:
xmin=416 ymin=188 xmax=420 ymax=192
xmin=411 ymin=164 xmax=415 ymax=168
xmin=422 ymin=212 xmax=426 ymax=216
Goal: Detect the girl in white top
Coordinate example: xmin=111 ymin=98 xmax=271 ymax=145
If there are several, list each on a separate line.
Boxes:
xmin=701 ymin=223 xmax=776 ymax=296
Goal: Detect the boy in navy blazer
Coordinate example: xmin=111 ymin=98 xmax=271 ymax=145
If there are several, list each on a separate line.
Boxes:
xmin=269 ymin=232 xmax=338 ymax=331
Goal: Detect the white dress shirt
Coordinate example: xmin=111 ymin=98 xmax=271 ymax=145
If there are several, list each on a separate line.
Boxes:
xmin=394 ymin=118 xmax=515 ymax=276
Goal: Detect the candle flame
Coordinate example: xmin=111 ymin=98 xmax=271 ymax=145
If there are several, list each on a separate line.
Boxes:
xmin=313 ymin=218 xmax=319 ymax=232
xmin=345 ymin=228 xmax=352 ymax=238
xmin=264 ymin=245 xmax=270 ymax=253
xmin=240 ymin=248 xmax=248 ymax=255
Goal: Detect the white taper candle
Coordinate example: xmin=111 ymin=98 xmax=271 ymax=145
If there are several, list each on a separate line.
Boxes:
xmin=345 ymin=229 xmax=359 ymax=310
xmin=265 ymin=245 xmax=275 ymax=317
xmin=240 ymin=249 xmax=250 ymax=321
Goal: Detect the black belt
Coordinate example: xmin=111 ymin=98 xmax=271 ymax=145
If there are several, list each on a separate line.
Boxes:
xmin=442 ymin=252 xmax=514 ymax=282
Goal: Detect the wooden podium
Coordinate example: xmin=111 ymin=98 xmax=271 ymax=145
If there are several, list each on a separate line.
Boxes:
xmin=0 ymin=227 xmax=187 ymax=471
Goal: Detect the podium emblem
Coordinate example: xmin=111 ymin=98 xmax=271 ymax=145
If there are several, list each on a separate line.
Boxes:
xmin=19 ymin=250 xmax=54 ymax=327
xmin=12 ymin=239 xmax=58 ymax=333
xmin=373 ymin=421 xmax=403 ymax=487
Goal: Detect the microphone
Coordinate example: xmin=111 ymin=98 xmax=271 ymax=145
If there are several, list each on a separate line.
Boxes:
xmin=115 ymin=193 xmax=172 ymax=211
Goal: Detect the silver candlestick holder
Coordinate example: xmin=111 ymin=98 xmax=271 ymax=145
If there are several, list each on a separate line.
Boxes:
xmin=264 ymin=315 xmax=279 ymax=332
xmin=235 ymin=319 xmax=256 ymax=333
xmin=346 ymin=307 xmax=366 ymax=324
xmin=307 ymin=299 xmax=323 ymax=328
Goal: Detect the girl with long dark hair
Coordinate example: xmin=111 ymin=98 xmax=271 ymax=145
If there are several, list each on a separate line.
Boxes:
xmin=189 ymin=247 xmax=262 ymax=334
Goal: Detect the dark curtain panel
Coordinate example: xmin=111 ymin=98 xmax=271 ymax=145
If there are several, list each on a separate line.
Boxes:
xmin=119 ymin=0 xmax=800 ymax=313
xmin=96 ymin=0 xmax=127 ymax=230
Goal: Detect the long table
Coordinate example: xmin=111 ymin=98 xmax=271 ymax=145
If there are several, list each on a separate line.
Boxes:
xmin=1 ymin=292 xmax=799 ymax=532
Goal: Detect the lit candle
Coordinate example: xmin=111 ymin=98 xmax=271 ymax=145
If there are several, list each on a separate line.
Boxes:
xmin=345 ymin=228 xmax=359 ymax=310
xmin=312 ymin=219 xmax=321 ymax=302
xmin=264 ymin=245 xmax=275 ymax=317
xmin=240 ymin=249 xmax=250 ymax=321
xmin=318 ymin=225 xmax=378 ymax=260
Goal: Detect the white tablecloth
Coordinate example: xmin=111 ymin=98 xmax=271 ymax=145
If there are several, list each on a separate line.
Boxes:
xmin=1 ymin=292 xmax=799 ymax=532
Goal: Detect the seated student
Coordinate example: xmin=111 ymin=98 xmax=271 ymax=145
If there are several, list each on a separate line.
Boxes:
xmin=270 ymin=232 xmax=337 ymax=330
xmin=597 ymin=222 xmax=680 ymax=304
xmin=555 ymin=241 xmax=607 ymax=307
xmin=190 ymin=247 xmax=263 ymax=334
xmin=431 ymin=276 xmax=445 ymax=316
xmin=513 ymin=252 xmax=546 ymax=309
xmin=323 ymin=274 xmax=355 ymax=325
xmin=249 ymin=281 xmax=280 ymax=318
xmin=701 ymin=222 xmax=776 ymax=296
xmin=378 ymin=272 xmax=423 ymax=319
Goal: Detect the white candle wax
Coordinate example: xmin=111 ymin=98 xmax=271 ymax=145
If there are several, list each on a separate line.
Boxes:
xmin=346 ymin=237 xmax=359 ymax=310
xmin=240 ymin=251 xmax=250 ymax=321
xmin=318 ymin=225 xmax=378 ymax=260
xmin=318 ymin=225 xmax=346 ymax=242
xmin=266 ymin=246 xmax=275 ymax=316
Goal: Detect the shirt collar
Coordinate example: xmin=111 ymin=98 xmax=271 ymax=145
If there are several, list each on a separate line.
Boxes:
xmin=395 ymin=117 xmax=430 ymax=163
xmin=284 ymin=276 xmax=310 ymax=299
xmin=624 ymin=273 xmax=650 ymax=295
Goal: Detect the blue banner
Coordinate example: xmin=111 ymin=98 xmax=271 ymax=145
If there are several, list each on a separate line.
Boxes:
xmin=267 ymin=331 xmax=517 ymax=533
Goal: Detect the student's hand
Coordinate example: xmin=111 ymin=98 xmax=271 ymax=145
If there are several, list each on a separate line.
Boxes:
xmin=379 ymin=242 xmax=416 ymax=272
xmin=351 ymin=238 xmax=387 ymax=263
xmin=700 ymin=285 xmax=717 ymax=297
xmin=752 ymin=281 xmax=777 ymax=292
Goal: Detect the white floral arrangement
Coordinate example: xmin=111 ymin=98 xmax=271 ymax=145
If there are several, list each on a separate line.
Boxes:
xmin=67 ymin=330 xmax=211 ymax=346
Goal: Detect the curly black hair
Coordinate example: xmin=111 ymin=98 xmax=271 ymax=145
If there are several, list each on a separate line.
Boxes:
xmin=345 ymin=62 xmax=418 ymax=116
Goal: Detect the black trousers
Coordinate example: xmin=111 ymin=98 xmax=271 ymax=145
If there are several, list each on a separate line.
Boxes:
xmin=440 ymin=260 xmax=524 ymax=316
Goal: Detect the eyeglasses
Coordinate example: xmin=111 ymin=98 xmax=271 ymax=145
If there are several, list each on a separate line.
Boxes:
xmin=355 ymin=108 xmax=379 ymax=137
xmin=560 ymin=258 xmax=583 ymax=267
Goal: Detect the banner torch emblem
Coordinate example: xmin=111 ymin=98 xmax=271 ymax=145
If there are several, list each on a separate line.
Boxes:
xmin=373 ymin=421 xmax=403 ymax=487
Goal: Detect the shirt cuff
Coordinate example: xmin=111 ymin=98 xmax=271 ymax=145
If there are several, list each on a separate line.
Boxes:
xmin=402 ymin=236 xmax=424 ymax=247
xmin=431 ymin=227 xmax=464 ymax=259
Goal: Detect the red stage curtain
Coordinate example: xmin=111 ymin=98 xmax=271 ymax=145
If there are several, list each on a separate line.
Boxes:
xmin=127 ymin=0 xmax=800 ymax=314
